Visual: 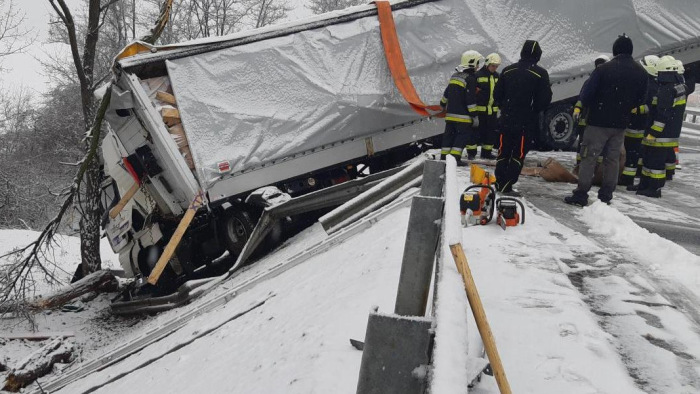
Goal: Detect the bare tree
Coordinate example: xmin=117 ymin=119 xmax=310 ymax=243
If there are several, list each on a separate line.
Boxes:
xmin=0 ymin=0 xmax=35 ymax=70
xmin=306 ymin=0 xmax=364 ymax=15
xmin=47 ymin=0 xmax=117 ymax=278
xmin=0 ymin=0 xmax=174 ymax=313
xmin=250 ymin=0 xmax=290 ymax=28
xmin=140 ymin=0 xmax=251 ymax=44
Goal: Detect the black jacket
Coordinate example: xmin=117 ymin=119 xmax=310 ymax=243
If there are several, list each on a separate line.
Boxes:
xmin=647 ymin=71 xmax=686 ymax=140
xmin=580 ymin=54 xmax=648 ymax=129
xmin=440 ymin=70 xmax=478 ymax=124
xmin=493 ymin=60 xmax=552 ymax=132
xmin=683 ymin=66 xmax=696 ymax=95
xmin=474 ymin=67 xmax=500 ymax=116
xmin=629 ymin=75 xmax=659 ymax=131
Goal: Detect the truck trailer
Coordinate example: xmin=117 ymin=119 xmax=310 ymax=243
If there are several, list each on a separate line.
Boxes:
xmin=100 ymin=0 xmax=700 ymax=292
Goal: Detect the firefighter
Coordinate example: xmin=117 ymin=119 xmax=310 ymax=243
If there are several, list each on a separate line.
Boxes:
xmin=565 ymin=34 xmax=647 ymax=206
xmin=492 ymin=40 xmax=552 ymax=194
xmin=471 ymin=52 xmax=501 ymax=160
xmin=439 ymin=50 xmax=482 ymax=165
xmin=672 ymin=61 xmax=699 ymax=173
xmin=573 ymin=55 xmax=610 ymax=168
xmin=662 ymin=59 xmax=688 ymax=181
xmin=620 ymin=55 xmax=659 ymax=187
xmin=636 ymin=55 xmax=685 ymax=198
xmin=665 ymin=59 xmax=694 ymax=179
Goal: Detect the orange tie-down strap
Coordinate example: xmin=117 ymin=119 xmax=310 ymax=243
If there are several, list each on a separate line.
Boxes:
xmin=375 ymin=0 xmax=444 ymax=118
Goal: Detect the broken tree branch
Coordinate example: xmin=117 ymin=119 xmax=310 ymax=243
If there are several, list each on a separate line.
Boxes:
xmin=2 ymin=337 xmax=74 ymax=392
xmin=33 ymin=269 xmax=118 ymax=310
xmin=140 ymin=0 xmax=173 ymax=44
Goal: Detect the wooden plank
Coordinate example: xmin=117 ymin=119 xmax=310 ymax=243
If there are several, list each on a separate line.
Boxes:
xmin=156 ymin=91 xmax=177 ymax=106
xmin=109 ymin=182 xmax=140 ymax=219
xmin=2 ymin=332 xmax=75 ymax=341
xmin=147 ymin=193 xmax=204 ymax=285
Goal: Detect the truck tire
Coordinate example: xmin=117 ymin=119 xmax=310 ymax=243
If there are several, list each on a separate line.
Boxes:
xmin=542 ymin=104 xmax=577 ymax=150
xmin=220 ymin=209 xmax=256 ymax=258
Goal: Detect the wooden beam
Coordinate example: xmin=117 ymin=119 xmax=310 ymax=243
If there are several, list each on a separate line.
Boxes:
xmin=147 ymin=193 xmax=204 ymax=285
xmin=109 ymin=182 xmax=140 ymax=219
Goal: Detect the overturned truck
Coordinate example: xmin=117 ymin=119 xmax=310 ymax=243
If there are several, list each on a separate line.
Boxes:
xmin=100 ymin=0 xmax=700 ymax=292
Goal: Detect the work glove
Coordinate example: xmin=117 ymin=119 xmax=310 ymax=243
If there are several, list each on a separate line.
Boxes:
xmin=572 ymin=107 xmax=581 ymax=123
xmin=472 ymin=116 xmax=480 ymax=128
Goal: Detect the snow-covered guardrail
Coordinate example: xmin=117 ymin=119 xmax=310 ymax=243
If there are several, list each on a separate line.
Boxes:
xmin=431 ymin=156 xmax=511 ymax=394
xmin=356 ymin=156 xmax=510 ymax=393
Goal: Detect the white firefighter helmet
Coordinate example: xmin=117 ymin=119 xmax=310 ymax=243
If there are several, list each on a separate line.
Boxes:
xmin=459 ymin=50 xmax=483 ymax=70
xmin=641 ymin=55 xmax=660 ymax=76
xmin=656 ymin=55 xmax=678 ymax=73
xmin=485 ymin=53 xmax=502 ymax=66
xmin=675 ymin=59 xmax=685 ymax=74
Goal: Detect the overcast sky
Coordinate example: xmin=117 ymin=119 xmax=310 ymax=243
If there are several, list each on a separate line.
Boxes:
xmin=0 ymin=1 xmax=69 ymax=97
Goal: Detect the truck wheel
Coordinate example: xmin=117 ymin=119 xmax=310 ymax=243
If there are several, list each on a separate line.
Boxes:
xmin=220 ymin=209 xmax=255 ymax=258
xmin=542 ymin=104 xmax=577 ymax=150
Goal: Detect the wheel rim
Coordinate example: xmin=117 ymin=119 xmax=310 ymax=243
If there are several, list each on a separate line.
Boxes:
xmin=549 ymin=113 xmax=572 ymax=142
xmin=226 ymin=216 xmax=248 ymax=250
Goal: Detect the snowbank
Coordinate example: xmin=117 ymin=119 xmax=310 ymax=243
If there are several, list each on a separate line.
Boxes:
xmin=578 ymin=201 xmax=700 ymax=297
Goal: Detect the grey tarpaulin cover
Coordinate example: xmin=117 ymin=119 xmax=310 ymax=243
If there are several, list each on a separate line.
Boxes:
xmin=164 ymin=0 xmax=700 ymax=189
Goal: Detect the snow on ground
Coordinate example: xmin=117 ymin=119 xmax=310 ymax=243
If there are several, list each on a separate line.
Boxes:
xmin=0 ymin=231 xmax=144 ymax=386
xmin=54 ymin=206 xmax=413 ymax=394
xmin=3 ymin=151 xmax=700 ymax=393
xmin=0 ymin=230 xmax=121 ymax=297
xmin=579 ymin=202 xmax=700 ymax=297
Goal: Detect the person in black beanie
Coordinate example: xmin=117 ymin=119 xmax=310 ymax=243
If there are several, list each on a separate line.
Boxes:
xmin=564 ymin=34 xmax=648 ymax=206
xmin=493 ymin=40 xmax=552 ymax=194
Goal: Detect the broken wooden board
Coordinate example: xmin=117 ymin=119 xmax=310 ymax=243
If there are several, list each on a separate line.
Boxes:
xmin=1 ymin=332 xmax=75 ymax=341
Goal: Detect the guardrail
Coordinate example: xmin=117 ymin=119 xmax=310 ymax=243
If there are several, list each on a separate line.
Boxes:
xmin=356 ymin=157 xmax=507 ymax=394
xmin=684 ymin=108 xmax=700 ymax=130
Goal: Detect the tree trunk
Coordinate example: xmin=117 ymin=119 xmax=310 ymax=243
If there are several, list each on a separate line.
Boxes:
xmin=80 ymin=159 xmax=103 ymax=275
xmin=34 ymin=270 xmax=118 ymax=310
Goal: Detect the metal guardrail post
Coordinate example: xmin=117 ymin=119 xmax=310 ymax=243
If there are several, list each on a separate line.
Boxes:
xmin=394 ymin=159 xmax=445 ymax=316
xmin=356 ymin=310 xmax=433 ymax=394
xmin=394 ymin=196 xmax=443 ymax=316
xmin=420 ymin=160 xmax=445 ymax=198
xmin=355 ymin=159 xmax=443 ymax=394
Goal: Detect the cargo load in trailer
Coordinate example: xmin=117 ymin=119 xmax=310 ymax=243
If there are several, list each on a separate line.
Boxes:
xmin=98 ymin=0 xmax=700 ymax=296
